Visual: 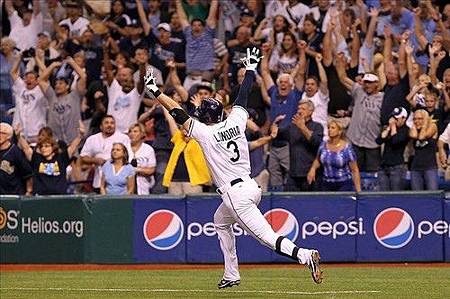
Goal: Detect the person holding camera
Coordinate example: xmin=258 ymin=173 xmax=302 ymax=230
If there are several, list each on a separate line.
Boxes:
xmin=10 ymin=52 xmax=47 ymax=144
xmin=128 ymin=123 xmax=156 ymax=195
xmin=376 ymin=107 xmax=410 ymax=191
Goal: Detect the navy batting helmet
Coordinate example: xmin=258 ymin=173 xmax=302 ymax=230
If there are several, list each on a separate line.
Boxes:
xmin=195 ymin=98 xmax=224 ymax=124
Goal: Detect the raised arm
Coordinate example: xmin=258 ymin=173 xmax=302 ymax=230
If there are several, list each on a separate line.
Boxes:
xmin=137 ymin=63 xmax=146 ymax=94
xmin=336 ymin=53 xmax=354 ymax=91
xmin=413 ymin=8 xmax=429 ymax=51
xmin=102 ymin=41 xmax=114 ymax=86
xmin=233 ymin=48 xmax=262 ymax=109
xmin=315 ymin=54 xmax=328 ymax=95
xmin=295 ymin=40 xmax=308 ymax=90
xmin=167 ymin=60 xmax=189 ymax=101
xmin=136 ymin=0 xmax=151 ymax=36
xmin=67 ymin=121 xmax=85 ymax=158
xmin=365 ymin=8 xmax=378 ymax=49
xmin=398 ymin=31 xmax=409 ymax=78
xmin=260 ymin=43 xmax=275 ymax=90
xmin=32 ymin=0 xmax=40 ymax=16
xmin=144 ymin=67 xmax=192 ymax=132
xmin=322 ymin=20 xmax=335 ymax=67
xmin=383 ymin=25 xmax=393 ymax=64
xmin=350 ymin=19 xmax=361 ymax=68
xmin=176 ymin=0 xmax=190 ymax=30
xmin=38 ymin=61 xmax=62 ymax=93
xmin=15 ymin=125 xmax=33 ymax=161
xmin=206 ymin=0 xmax=218 ymax=29
xmin=10 ymin=53 xmax=22 ymax=82
xmin=5 ymin=0 xmax=15 ymax=16
xmin=66 ymin=56 xmax=87 ymax=95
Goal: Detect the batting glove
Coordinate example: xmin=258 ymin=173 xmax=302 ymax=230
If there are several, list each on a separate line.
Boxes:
xmin=144 ymin=66 xmax=159 ymax=95
xmin=241 ymin=47 xmax=263 ymax=72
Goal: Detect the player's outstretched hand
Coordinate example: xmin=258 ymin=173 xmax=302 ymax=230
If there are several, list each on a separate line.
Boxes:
xmin=241 ymin=47 xmax=263 ymax=72
xmin=144 ymin=66 xmax=159 ymax=94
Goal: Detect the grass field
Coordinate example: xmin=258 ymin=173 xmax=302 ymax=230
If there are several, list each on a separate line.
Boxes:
xmin=1 ymin=264 xmax=450 ymax=298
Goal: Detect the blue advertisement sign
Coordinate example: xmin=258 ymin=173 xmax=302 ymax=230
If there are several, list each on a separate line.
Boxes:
xmin=186 ymin=195 xmax=272 ymax=263
xmin=133 ymin=198 xmax=186 ymax=263
xmin=357 ymin=193 xmax=444 ymax=262
xmin=444 ymin=200 xmax=450 ymax=262
xmin=271 ymin=193 xmax=357 ymax=262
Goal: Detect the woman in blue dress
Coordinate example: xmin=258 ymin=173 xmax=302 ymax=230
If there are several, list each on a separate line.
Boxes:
xmin=100 ymin=143 xmax=135 ymax=195
xmin=307 ymin=120 xmax=361 ymax=192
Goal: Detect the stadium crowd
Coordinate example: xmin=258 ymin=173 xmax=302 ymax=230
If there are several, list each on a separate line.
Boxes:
xmin=1 ymin=0 xmax=450 ymax=196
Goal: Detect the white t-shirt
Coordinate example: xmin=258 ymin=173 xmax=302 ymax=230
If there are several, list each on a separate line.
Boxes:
xmin=286 ymin=2 xmax=311 ymax=29
xmin=302 ymin=90 xmax=330 ymax=138
xmin=59 ymin=17 xmax=90 ymax=37
xmin=440 ymin=124 xmax=450 ymax=144
xmin=80 ymin=131 xmax=131 ymax=188
xmin=12 ymin=78 xmax=47 ymax=141
xmin=9 ymin=11 xmax=43 ymax=50
xmin=107 ymin=79 xmax=142 ymax=133
xmin=131 ymin=143 xmax=156 ymax=195
xmin=187 ymin=106 xmax=250 ymax=187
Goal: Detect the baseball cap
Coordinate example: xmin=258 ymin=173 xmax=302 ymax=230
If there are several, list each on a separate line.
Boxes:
xmin=38 ymin=31 xmax=50 ymax=38
xmin=241 ymin=8 xmax=255 ymax=18
xmin=157 ymin=23 xmax=171 ymax=33
xmin=0 ymin=122 xmax=13 ymax=138
xmin=196 ymin=81 xmax=214 ymax=93
xmin=362 ymin=73 xmax=379 ymax=82
xmin=391 ymin=107 xmax=408 ymax=119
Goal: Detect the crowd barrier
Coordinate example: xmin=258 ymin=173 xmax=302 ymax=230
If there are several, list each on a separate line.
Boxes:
xmin=1 ymin=192 xmax=449 ymax=264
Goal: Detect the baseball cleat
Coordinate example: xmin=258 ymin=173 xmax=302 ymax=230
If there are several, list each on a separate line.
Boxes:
xmin=308 ymin=250 xmax=323 ymax=284
xmin=218 ymin=279 xmax=240 ymax=289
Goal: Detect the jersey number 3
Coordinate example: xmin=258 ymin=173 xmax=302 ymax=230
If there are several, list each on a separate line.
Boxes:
xmin=226 ymin=141 xmax=240 ymax=162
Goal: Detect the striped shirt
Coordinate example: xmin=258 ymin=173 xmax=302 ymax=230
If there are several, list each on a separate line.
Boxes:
xmin=318 ymin=142 xmax=357 ymax=183
xmin=184 ymin=25 xmax=215 ymax=72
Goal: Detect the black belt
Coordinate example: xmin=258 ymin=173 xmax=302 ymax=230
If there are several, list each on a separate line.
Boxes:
xmin=230 ymin=178 xmax=243 ymax=186
xmin=217 ymin=178 xmax=244 ymax=195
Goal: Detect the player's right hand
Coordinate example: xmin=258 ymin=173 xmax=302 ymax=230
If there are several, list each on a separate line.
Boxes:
xmin=241 ymin=47 xmax=263 ymax=72
xmin=144 ymin=66 xmax=159 ymax=93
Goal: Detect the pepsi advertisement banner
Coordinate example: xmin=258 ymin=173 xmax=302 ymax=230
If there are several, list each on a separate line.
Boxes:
xmin=445 ymin=200 xmax=450 ymax=262
xmin=186 ymin=195 xmax=272 ymax=263
xmin=357 ymin=193 xmax=444 ymax=262
xmin=271 ymin=193 xmax=357 ymax=262
xmin=133 ymin=198 xmax=186 ymax=263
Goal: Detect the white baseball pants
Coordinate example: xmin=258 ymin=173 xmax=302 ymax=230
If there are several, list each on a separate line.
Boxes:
xmin=214 ymin=177 xmax=311 ymax=281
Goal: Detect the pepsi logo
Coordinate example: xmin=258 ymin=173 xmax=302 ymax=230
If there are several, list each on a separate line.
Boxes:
xmin=264 ymin=208 xmax=299 ymax=242
xmin=374 ymin=208 xmax=415 ymax=249
xmin=143 ymin=210 xmax=184 ymax=250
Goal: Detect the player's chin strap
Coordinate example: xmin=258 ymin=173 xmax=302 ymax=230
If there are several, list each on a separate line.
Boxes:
xmin=275 ymin=236 xmax=300 ymax=262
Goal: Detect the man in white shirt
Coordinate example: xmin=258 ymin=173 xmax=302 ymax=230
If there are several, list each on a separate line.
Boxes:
xmin=5 ymin=0 xmax=43 ymax=51
xmin=80 ymin=115 xmax=131 ymax=191
xmin=301 ymin=54 xmax=329 ymax=138
xmin=10 ymin=53 xmax=47 ymax=143
xmin=103 ymin=44 xmax=146 ymax=133
xmin=58 ymin=1 xmax=90 ymax=37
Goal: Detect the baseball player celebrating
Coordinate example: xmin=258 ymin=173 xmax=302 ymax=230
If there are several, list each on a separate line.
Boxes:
xmin=144 ymin=47 xmax=323 ymax=288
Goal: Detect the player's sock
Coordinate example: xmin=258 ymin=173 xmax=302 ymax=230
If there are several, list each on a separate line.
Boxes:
xmin=274 ymin=236 xmax=309 ymax=264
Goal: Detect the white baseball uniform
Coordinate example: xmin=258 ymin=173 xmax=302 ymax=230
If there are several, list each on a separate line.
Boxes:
xmin=188 ymin=105 xmax=312 ymax=281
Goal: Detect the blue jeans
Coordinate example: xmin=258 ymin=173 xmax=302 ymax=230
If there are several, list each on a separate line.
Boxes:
xmin=410 ymin=169 xmax=438 ymax=190
xmin=378 ymin=164 xmax=406 ymax=191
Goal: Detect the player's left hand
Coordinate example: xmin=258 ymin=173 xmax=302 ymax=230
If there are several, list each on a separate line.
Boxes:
xmin=144 ymin=66 xmax=159 ymax=94
xmin=241 ymin=47 xmax=263 ymax=71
